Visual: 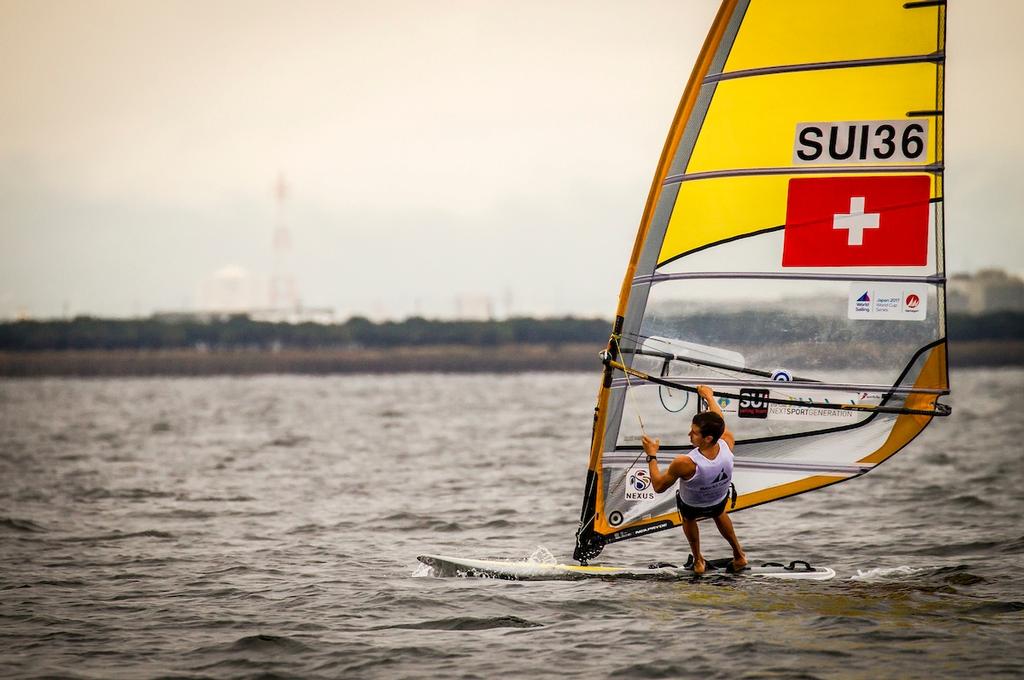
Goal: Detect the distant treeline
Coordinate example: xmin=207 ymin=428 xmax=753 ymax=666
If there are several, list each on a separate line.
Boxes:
xmin=0 ymin=315 xmax=610 ymax=351
xmin=0 ymin=311 xmax=1020 ymax=351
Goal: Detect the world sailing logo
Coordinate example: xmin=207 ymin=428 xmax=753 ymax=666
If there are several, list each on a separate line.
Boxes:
xmin=849 ymin=283 xmax=928 ymax=321
xmin=854 ymin=290 xmax=872 ymax=314
xmin=625 ymin=469 xmax=655 ymax=501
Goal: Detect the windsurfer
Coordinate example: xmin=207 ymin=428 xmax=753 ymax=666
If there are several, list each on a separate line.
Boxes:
xmin=642 ymin=385 xmax=747 ymax=575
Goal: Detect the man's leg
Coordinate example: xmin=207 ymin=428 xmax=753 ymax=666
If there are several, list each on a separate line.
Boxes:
xmin=680 ymin=517 xmax=705 ymax=574
xmin=712 ymin=511 xmax=747 ymax=570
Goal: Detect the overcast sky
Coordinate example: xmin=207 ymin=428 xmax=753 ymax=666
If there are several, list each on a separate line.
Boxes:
xmin=1 ymin=0 xmax=1020 ymax=320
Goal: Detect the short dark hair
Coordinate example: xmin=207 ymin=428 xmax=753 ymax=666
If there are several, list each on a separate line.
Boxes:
xmin=692 ymin=411 xmax=725 ymax=444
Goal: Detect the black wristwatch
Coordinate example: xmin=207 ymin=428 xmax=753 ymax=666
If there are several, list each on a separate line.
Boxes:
xmin=646 ymin=455 xmax=657 ymax=463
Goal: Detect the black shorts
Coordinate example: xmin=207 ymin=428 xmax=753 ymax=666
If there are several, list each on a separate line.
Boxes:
xmin=676 ymin=493 xmax=728 ymax=521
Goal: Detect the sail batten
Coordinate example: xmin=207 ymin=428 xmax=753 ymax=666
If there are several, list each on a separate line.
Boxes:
xmin=635 ymin=272 xmax=945 ymax=284
xmin=664 ymin=163 xmax=943 ymax=184
xmin=610 ymin=377 xmax=947 ymax=396
xmin=704 ymin=51 xmax=944 ymax=84
xmin=574 ymin=0 xmax=949 ymax=564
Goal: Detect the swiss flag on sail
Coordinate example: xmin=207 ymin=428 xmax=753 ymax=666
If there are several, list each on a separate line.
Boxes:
xmin=781 ymin=176 xmax=931 ymax=267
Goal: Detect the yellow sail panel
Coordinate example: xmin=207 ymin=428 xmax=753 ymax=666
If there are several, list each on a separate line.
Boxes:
xmin=732 ymin=475 xmax=847 ymax=512
xmin=859 ymin=343 xmax=947 ymax=465
xmin=659 ymin=172 xmax=939 ymax=264
xmin=660 ymin=175 xmax=785 ymax=262
xmin=687 ymin=64 xmax=941 ymax=174
xmin=724 ymin=0 xmax=942 ymax=72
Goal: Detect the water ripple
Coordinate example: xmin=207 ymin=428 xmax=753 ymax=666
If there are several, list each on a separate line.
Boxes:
xmin=0 ymin=370 xmax=1019 ymax=679
xmin=386 ymin=615 xmax=543 ymax=631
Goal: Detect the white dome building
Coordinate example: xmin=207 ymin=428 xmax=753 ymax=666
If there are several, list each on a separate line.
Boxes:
xmin=198 ymin=265 xmax=260 ymax=313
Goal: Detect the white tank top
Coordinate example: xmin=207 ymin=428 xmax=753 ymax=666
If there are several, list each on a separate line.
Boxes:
xmin=678 ymin=439 xmax=734 ymax=507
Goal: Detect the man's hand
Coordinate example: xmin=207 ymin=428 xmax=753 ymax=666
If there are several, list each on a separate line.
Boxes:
xmin=695 ymin=384 xmax=736 ymax=449
xmin=641 ymin=434 xmax=660 ymax=458
xmin=643 ymin=433 xmax=690 ymax=492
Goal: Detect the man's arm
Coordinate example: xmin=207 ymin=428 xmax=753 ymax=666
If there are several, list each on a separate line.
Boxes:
xmin=642 ymin=434 xmax=695 ymax=493
xmin=696 ymin=384 xmax=736 ymax=450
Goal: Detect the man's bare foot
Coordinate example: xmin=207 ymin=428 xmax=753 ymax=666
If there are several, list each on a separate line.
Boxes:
xmin=693 ymin=557 xmax=706 ymax=575
xmin=729 ymin=554 xmax=748 ymax=573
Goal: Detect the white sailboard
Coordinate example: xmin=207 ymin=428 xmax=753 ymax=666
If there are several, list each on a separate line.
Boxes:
xmin=418 ymin=554 xmax=835 ymax=581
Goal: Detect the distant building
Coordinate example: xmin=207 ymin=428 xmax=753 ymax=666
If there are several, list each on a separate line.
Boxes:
xmin=454 ymin=294 xmax=494 ymax=321
xmin=948 ymin=269 xmax=1024 ymax=314
xmin=153 ymin=306 xmax=335 ymax=325
xmin=248 ymin=306 xmax=336 ymax=324
xmin=161 ymin=176 xmax=334 ymax=325
xmin=198 ymin=265 xmax=260 ymax=313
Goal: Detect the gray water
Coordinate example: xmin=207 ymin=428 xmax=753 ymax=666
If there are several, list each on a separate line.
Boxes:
xmin=1 ymin=370 xmax=1022 ymax=679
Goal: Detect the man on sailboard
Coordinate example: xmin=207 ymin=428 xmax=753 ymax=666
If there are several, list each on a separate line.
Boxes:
xmin=643 ymin=385 xmax=747 ymax=575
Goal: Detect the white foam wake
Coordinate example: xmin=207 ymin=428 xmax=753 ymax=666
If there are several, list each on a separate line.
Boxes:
xmin=411 ymin=562 xmax=434 ymax=578
xmin=849 ymin=565 xmax=923 ymax=581
xmin=524 ymin=546 xmax=557 ymax=565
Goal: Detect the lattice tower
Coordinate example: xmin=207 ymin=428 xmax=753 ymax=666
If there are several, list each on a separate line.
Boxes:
xmin=269 ymin=174 xmax=299 ymax=310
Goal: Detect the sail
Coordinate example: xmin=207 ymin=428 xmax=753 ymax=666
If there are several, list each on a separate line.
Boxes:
xmin=574 ymin=0 xmax=950 ymax=563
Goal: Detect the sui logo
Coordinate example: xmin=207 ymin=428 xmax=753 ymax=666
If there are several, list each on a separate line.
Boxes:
xmin=738 ymin=388 xmax=770 ymax=419
xmin=904 ymin=293 xmax=921 ymax=310
xmin=625 ymin=468 xmax=655 ymax=501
